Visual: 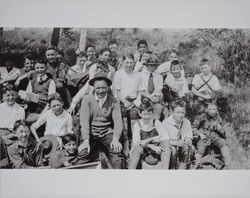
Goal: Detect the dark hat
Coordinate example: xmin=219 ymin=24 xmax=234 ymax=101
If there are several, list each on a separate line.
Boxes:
xmin=89 ymin=72 xmax=112 ymax=87
xmin=39 ymin=134 xmax=58 ymax=159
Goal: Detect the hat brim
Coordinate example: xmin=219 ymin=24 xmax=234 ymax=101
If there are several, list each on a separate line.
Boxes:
xmin=89 ymin=76 xmax=112 ymax=87
xmin=145 ymin=63 xmax=160 ymax=67
xmin=39 ymin=134 xmax=58 ymax=159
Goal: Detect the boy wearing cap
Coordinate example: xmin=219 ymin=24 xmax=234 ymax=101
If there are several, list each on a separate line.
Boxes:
xmin=140 ymin=55 xmax=163 ymax=102
xmin=140 ymin=55 xmax=166 ymax=120
xmin=78 ymin=72 xmax=124 ymax=169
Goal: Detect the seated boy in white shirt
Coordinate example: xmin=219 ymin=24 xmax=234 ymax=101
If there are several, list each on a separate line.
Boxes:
xmin=113 ymin=53 xmax=142 ymax=160
xmin=0 ymin=84 xmax=25 ymax=160
xmin=191 ymin=58 xmax=221 ymax=114
xmin=31 ymin=93 xmax=73 ymax=150
xmin=162 ymin=100 xmax=194 ymax=169
xmin=164 ymin=60 xmax=189 ymax=103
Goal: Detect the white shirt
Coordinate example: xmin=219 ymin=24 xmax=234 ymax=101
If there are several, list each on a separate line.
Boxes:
xmin=132 ymin=119 xmax=169 ymax=145
xmin=32 ymin=109 xmax=73 ymax=137
xmin=26 ymin=74 xmax=56 ymax=95
xmin=114 ymin=69 xmax=141 ymax=100
xmin=162 ymin=115 xmax=193 ymax=142
xmin=164 ymin=73 xmax=189 ymax=97
xmin=0 ymin=102 xmax=25 ymax=129
xmin=140 ymin=71 xmax=163 ymax=96
xmin=95 ymin=93 xmax=107 ymax=108
xmin=192 ymin=73 xmax=221 ymax=95
xmin=0 ymin=67 xmax=21 ymax=81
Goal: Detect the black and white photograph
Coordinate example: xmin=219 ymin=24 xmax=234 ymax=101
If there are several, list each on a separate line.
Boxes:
xmin=1 ymin=1 xmax=250 ymax=198
xmin=0 ymin=27 xmax=250 ymax=170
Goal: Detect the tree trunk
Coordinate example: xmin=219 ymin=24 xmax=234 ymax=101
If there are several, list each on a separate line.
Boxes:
xmin=109 ymin=28 xmax=114 ymax=40
xmin=50 ymin=28 xmax=61 ymax=48
xmin=0 ymin=27 xmax=3 ymax=53
xmin=79 ymin=28 xmax=87 ymax=51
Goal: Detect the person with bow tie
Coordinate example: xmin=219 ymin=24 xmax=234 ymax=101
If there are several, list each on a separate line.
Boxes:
xmin=24 ymin=59 xmax=56 ymax=123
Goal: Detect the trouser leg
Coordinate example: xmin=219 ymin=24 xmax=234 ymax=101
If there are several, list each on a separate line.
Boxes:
xmin=128 ymin=145 xmax=144 ymax=169
xmin=179 ymin=144 xmax=194 ymax=169
xmin=213 ymin=138 xmax=231 ymax=168
xmin=101 ymin=133 xmax=124 ymax=169
xmin=158 ymin=140 xmax=171 ymax=169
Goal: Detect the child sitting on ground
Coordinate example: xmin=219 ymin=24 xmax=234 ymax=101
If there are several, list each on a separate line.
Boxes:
xmin=30 ymin=93 xmax=73 ymax=149
xmin=192 ymin=103 xmax=231 ymax=169
xmin=129 ymin=100 xmax=171 ymax=169
xmin=49 ymin=133 xmax=86 ymax=168
xmin=164 ymin=60 xmax=189 ymax=103
xmin=0 ymin=84 xmax=25 ymax=161
xmin=7 ymin=120 xmax=43 ymax=168
xmin=162 ymin=100 xmax=194 ymax=169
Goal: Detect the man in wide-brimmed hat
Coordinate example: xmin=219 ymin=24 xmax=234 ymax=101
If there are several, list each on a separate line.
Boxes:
xmin=78 ymin=72 xmax=124 ymax=169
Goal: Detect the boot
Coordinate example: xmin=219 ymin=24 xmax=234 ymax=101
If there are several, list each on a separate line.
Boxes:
xmin=193 ymin=153 xmax=202 ymax=169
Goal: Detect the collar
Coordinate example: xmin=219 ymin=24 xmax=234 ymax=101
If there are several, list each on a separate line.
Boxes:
xmin=3 ymin=102 xmax=17 ymax=108
xmin=16 ymin=139 xmax=33 ymax=148
xmin=94 ymin=93 xmax=108 ymax=104
xmin=37 ymin=74 xmax=48 ymax=81
xmin=62 ymin=149 xmax=78 ymax=157
xmin=200 ymin=73 xmax=213 ymax=79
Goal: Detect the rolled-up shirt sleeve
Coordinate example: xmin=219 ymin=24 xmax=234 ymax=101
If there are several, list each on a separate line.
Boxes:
xmin=132 ymin=121 xmax=141 ymax=145
xmin=111 ymin=102 xmax=123 ymax=139
xmin=80 ymin=97 xmax=91 ymax=140
xmin=32 ymin=111 xmax=47 ymax=129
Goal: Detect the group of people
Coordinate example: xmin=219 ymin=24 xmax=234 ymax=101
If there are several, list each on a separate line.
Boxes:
xmin=0 ymin=38 xmax=231 ymax=169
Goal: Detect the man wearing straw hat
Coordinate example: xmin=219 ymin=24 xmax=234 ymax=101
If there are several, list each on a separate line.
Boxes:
xmin=78 ymin=72 xmax=124 ymax=168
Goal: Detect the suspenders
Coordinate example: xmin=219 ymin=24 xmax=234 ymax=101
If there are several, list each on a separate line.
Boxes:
xmin=196 ymin=74 xmax=214 ymax=92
